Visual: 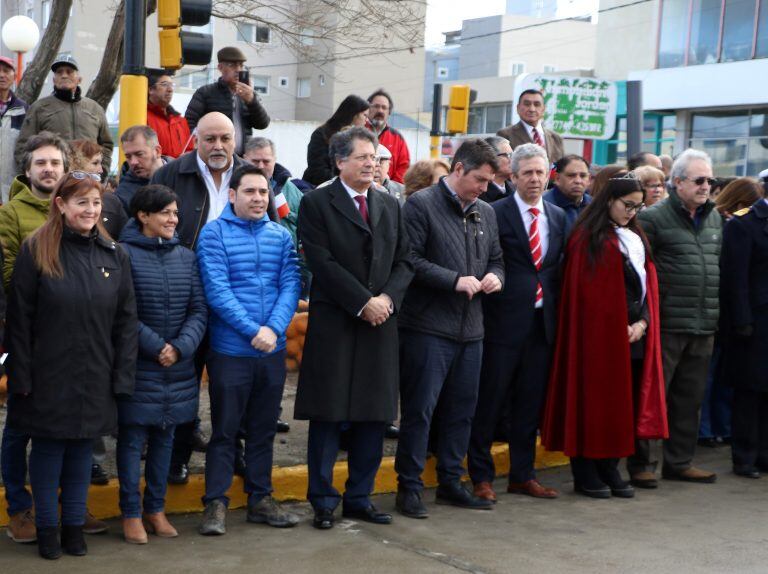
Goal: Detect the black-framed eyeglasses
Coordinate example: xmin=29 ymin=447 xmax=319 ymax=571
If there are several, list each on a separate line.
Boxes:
xmin=618 ymin=198 xmax=645 ymax=213
xmin=69 ymin=170 xmax=101 ymax=182
xmin=683 ymin=176 xmax=716 ymax=186
xmin=497 ymin=152 xmax=513 ymax=160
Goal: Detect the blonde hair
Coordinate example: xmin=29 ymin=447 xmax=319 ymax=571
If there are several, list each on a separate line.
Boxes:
xmin=404 ymin=158 xmax=451 ymax=197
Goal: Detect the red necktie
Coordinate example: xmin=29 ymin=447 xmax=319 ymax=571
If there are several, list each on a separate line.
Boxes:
xmin=532 ymin=128 xmax=544 ymax=148
xmin=354 ymin=195 xmax=369 ymax=225
xmin=528 ymin=207 xmax=543 ymax=303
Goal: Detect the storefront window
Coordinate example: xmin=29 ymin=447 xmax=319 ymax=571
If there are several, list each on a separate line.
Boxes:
xmin=485 ymin=105 xmax=506 ymax=134
xmin=757 ymin=0 xmax=768 ymax=57
xmin=722 ymin=0 xmax=758 ymax=61
xmin=688 ymin=0 xmax=723 ymax=64
xmin=658 ymin=0 xmax=689 ymax=68
xmin=691 ymin=112 xmax=750 ymax=138
xmin=690 ymin=109 xmax=768 ymax=176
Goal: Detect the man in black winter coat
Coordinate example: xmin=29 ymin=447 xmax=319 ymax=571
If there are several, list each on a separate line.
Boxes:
xmin=185 ymin=47 xmax=270 ymax=156
xmin=115 ymin=126 xmax=168 ymax=212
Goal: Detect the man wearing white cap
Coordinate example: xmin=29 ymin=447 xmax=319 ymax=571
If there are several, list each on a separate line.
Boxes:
xmin=15 ymin=54 xmax=113 ymax=173
xmin=374 ymin=144 xmax=404 ymax=204
xmin=0 ymin=56 xmax=27 ymax=203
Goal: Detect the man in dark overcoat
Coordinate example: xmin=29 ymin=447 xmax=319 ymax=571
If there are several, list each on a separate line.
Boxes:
xmin=295 ymin=126 xmax=413 ymax=530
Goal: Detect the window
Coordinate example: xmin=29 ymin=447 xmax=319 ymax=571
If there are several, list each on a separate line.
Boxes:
xmin=689 ymin=108 xmax=768 ymax=176
xmin=691 ymin=111 xmax=750 ymax=138
xmin=180 ymin=68 xmax=212 ymax=90
xmin=510 ymin=62 xmax=526 ymax=76
xmin=687 ymin=0 xmax=722 ymax=64
xmin=543 ymin=65 xmax=558 ymax=73
xmin=657 ymin=0 xmax=689 ymax=68
xmin=757 ymin=0 xmax=768 ymax=57
xmin=279 ymin=77 xmax=289 ymax=87
xmin=437 ymin=66 xmax=449 ymax=79
xmin=468 ymin=106 xmax=484 ymax=134
xmin=299 ymin=28 xmax=315 ymax=46
xmin=237 ymin=22 xmax=270 ymax=44
xmin=485 ymin=105 xmax=506 ymax=133
xmin=252 ymin=75 xmax=269 ymax=95
xmin=42 ymin=0 xmax=51 ymax=27
xmin=318 ymin=74 xmax=326 ymax=86
xmin=297 ymin=77 xmax=311 ymax=98
xmin=722 ymin=0 xmax=758 ymax=61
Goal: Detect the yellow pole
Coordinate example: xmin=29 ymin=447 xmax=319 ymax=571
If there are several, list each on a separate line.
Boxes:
xmin=117 ymin=74 xmax=148 ymax=169
xmin=430 ymin=134 xmax=441 ymax=159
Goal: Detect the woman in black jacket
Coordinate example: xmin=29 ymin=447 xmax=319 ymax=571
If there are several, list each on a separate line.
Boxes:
xmin=117 ymin=185 xmax=207 ymax=544
xmin=301 ymin=95 xmax=370 ymax=186
xmin=5 ymin=171 xmax=138 ymax=560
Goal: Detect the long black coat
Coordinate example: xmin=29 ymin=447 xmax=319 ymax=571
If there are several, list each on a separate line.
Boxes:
xmin=720 ymin=200 xmax=768 ymax=392
xmin=294 ymin=179 xmax=414 ymax=422
xmin=6 ymin=229 xmax=138 ymax=439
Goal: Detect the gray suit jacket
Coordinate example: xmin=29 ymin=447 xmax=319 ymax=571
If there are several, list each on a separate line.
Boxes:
xmin=497 ymin=121 xmax=565 ymax=165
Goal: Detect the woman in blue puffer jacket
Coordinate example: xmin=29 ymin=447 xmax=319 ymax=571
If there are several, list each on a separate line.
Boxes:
xmin=117 ymin=185 xmax=207 ymax=544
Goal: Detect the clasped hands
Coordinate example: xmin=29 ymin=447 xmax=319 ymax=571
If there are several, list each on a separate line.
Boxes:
xmin=362 ymin=294 xmax=393 ymax=327
xmin=455 ymin=273 xmax=502 ymax=300
xmin=251 ymin=326 xmax=278 ymax=353
xmin=158 ymin=343 xmax=179 ymax=367
xmin=627 ymin=320 xmax=648 ymax=343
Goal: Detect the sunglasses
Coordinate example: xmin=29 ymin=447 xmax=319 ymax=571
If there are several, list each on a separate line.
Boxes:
xmin=683 ymin=176 xmax=716 ymax=186
xmin=69 ymin=170 xmax=101 ymax=182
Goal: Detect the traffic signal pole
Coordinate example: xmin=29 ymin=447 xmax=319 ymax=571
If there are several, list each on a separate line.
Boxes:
xmin=118 ymin=0 xmax=148 ymax=165
xmin=430 ymin=84 xmax=442 ymax=159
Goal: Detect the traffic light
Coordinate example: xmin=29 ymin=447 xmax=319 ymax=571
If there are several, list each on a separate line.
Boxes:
xmin=446 ymin=85 xmax=472 ymax=134
xmin=157 ymin=0 xmax=213 ymax=69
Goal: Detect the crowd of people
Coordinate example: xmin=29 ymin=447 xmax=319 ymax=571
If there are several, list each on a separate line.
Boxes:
xmin=0 ymin=45 xmax=766 ymax=561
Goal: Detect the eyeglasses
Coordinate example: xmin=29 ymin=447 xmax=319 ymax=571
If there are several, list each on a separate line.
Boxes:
xmin=155 ymin=81 xmax=175 ymax=89
xmin=617 ymin=198 xmax=645 ymax=213
xmin=69 ymin=171 xmax=101 ymax=182
xmin=497 ymin=152 xmax=513 ymax=160
xmin=643 ymin=182 xmax=665 ymax=189
xmin=683 ymin=176 xmax=716 ymax=186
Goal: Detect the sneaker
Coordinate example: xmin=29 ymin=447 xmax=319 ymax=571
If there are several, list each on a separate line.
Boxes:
xmin=90 ymin=463 xmax=109 ymax=486
xmin=83 ymin=511 xmax=108 ymax=535
xmin=199 ymin=500 xmax=227 ymax=536
xmin=246 ymin=496 xmax=299 ymax=528
xmin=7 ymin=509 xmax=36 ymax=543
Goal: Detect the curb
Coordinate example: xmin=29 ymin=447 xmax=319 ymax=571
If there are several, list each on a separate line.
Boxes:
xmin=0 ymin=442 xmax=568 ymax=526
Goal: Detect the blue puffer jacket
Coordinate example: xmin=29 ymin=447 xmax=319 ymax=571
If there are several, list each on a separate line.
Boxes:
xmin=117 ymin=219 xmax=207 ymax=428
xmin=197 ymin=203 xmax=300 ymax=357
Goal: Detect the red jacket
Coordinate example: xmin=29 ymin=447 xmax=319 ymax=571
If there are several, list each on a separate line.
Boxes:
xmin=146 ymin=103 xmax=194 ymax=159
xmin=377 ymin=125 xmax=410 ymax=184
xmin=541 ymin=230 xmax=668 ymax=459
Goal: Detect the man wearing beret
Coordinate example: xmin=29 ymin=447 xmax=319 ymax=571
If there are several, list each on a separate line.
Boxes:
xmin=185 ymin=47 xmax=270 ymax=156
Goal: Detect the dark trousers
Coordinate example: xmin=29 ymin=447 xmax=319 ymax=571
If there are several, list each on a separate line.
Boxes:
xmin=629 ymin=333 xmax=714 ymax=475
xmin=468 ymin=310 xmax=551 ymax=485
xmin=395 ymin=331 xmax=483 ymax=492
xmin=203 ymin=350 xmax=285 ymax=506
xmin=1 ymin=419 xmax=32 ymax=517
xmin=731 ymin=388 xmax=768 ymax=469
xmin=307 ymin=421 xmax=386 ymax=511
xmin=570 ymin=457 xmax=620 ymax=487
xmin=171 ymin=332 xmax=209 ymax=468
xmin=29 ymin=438 xmax=93 ymax=528
xmin=699 ymin=343 xmax=733 ymax=439
xmin=117 ymin=424 xmax=176 ymax=517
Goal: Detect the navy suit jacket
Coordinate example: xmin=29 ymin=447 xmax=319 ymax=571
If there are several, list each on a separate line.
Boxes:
xmin=482 ymin=194 xmax=567 ymax=348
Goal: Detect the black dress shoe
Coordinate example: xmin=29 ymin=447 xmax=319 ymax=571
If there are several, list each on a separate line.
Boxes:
xmin=733 ymin=465 xmax=761 ymax=479
xmin=167 ymin=463 xmax=189 ymax=485
xmin=396 ymin=488 xmax=429 ymax=519
xmin=61 ymin=525 xmax=87 ymax=556
xmin=37 ymin=527 xmax=62 ymax=560
xmin=90 ymin=464 xmax=109 ymax=486
xmin=312 ymin=508 xmax=335 ymax=530
xmin=435 ymin=481 xmax=493 ymax=510
xmin=342 ymin=505 xmax=392 ymax=525
xmin=192 ymin=428 xmax=209 ymax=452
xmin=574 ymin=483 xmax=612 ymax=498
xmin=276 ymin=419 xmax=291 ymax=433
xmin=384 ymin=424 xmax=400 ymax=439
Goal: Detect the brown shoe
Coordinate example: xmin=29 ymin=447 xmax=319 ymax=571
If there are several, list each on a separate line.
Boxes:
xmin=662 ymin=467 xmax=717 ymax=483
xmin=143 ymin=512 xmax=178 ymax=538
xmin=83 ymin=511 xmax=108 ymax=534
xmin=507 ymin=479 xmax=559 ymax=499
xmin=630 ymin=471 xmax=659 ymax=489
xmin=473 ymin=481 xmax=497 ymax=503
xmin=7 ymin=510 xmax=36 ymax=543
xmin=122 ymin=517 xmax=148 ymax=544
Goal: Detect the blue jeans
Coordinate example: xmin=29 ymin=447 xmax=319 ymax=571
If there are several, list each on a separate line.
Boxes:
xmin=395 ymin=331 xmax=483 ymax=492
xmin=1 ymin=421 xmax=32 ymax=517
xmin=28 ymin=438 xmax=93 ymax=528
xmin=117 ymin=424 xmax=176 ymax=517
xmin=203 ymin=350 xmax=286 ymax=506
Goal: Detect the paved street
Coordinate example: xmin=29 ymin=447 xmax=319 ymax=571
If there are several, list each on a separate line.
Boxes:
xmin=1 ymin=445 xmax=765 ymax=574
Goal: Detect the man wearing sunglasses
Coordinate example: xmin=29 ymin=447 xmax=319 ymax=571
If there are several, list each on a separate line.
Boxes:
xmin=480 ymin=136 xmax=515 ymax=203
xmin=630 ymin=149 xmax=723 ymax=488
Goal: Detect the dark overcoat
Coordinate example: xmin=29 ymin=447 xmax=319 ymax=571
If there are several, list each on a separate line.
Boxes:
xmin=6 ymin=229 xmax=138 ymax=439
xmin=294 ymin=178 xmax=414 ymax=422
xmin=720 ymin=200 xmax=768 ymax=392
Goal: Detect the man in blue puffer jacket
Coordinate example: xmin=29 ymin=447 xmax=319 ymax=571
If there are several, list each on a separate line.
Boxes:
xmin=196 ymin=164 xmax=301 ymax=535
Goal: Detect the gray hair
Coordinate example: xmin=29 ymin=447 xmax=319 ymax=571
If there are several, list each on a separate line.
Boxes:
xmin=120 ymin=125 xmax=159 ymax=148
xmin=510 ymin=143 xmax=549 ymax=174
xmin=245 ymin=136 xmax=275 ymax=155
xmin=329 ymin=127 xmax=378 ymax=163
xmin=483 ymin=136 xmax=510 ymax=154
xmin=670 ymin=148 xmax=712 ymax=184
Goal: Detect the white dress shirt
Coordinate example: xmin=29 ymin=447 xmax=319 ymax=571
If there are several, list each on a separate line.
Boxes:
xmin=514 ymin=193 xmax=549 ymax=309
xmin=522 ymin=121 xmax=546 ymax=150
xmin=196 ymin=153 xmax=235 ymax=224
xmin=340 ymin=178 xmax=369 ymax=206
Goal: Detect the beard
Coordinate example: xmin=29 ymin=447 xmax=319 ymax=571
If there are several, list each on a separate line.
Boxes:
xmin=30 ymin=176 xmax=57 ymax=195
xmin=207 ymin=154 xmax=229 ymax=170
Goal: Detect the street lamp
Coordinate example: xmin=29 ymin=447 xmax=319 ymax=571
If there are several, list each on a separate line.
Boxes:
xmin=1 ymin=15 xmax=40 ymax=85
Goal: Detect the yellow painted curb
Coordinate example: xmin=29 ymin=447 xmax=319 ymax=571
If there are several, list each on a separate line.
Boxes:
xmin=0 ymin=442 xmax=568 ymax=526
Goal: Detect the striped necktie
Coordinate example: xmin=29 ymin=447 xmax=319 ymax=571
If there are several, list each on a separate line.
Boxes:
xmin=529 ymin=207 xmax=543 ymax=303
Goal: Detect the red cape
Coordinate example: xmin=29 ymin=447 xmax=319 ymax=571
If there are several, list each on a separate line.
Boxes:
xmin=541 ymin=230 xmax=668 ymax=459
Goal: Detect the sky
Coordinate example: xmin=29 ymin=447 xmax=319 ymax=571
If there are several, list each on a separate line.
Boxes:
xmin=424 ymin=0 xmax=598 ymax=48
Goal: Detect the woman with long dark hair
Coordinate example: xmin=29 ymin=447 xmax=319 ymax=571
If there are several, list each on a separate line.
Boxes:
xmin=302 ymin=95 xmax=370 ymax=186
xmin=541 ymin=176 xmax=668 ymax=499
xmin=5 ymin=172 xmax=137 ymax=559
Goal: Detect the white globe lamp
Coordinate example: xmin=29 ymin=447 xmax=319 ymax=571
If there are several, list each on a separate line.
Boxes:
xmin=1 ymin=15 xmax=41 ymax=84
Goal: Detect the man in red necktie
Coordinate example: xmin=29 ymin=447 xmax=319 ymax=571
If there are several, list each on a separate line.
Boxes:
xmin=497 ymin=89 xmax=565 ymax=165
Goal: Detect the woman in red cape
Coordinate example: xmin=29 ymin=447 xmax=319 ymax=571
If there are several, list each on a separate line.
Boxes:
xmin=540 ymin=176 xmax=668 ymax=499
